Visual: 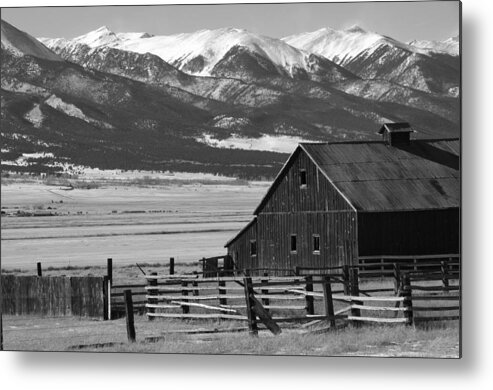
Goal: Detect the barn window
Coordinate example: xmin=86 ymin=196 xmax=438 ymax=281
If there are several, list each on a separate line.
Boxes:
xmin=313 ymin=234 xmax=320 ymax=254
xmin=250 ymin=240 xmax=257 ymax=257
xmin=290 ymin=235 xmax=297 ymax=253
xmin=300 ymin=169 xmax=307 ymax=187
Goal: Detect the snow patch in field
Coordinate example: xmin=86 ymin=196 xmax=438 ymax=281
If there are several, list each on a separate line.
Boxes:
xmin=52 ymin=165 xmax=238 ymax=182
xmin=3 ymin=152 xmax=55 ymax=167
xmin=197 ymin=133 xmax=305 ymax=153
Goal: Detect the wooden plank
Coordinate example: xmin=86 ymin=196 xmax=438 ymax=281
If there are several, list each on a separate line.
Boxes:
xmin=170 ymin=301 xmax=238 ymax=313
xmin=410 ymin=285 xmax=460 ymax=291
xmin=262 ymin=305 xmax=306 ymax=310
xmin=411 ymin=295 xmax=460 ymax=301
xmin=253 ymin=294 xmax=305 ymax=300
xmin=145 ymin=303 xmax=182 ymax=309
xmin=146 ymin=313 xmax=248 ymax=320
xmin=250 ymin=295 xmax=282 ymax=335
xmin=414 ymin=316 xmax=460 ymax=322
xmin=332 ymin=295 xmax=405 ymax=302
xmin=351 ymin=304 xmax=409 ymax=312
xmin=412 ymin=306 xmax=460 ymax=312
xmin=348 ymin=316 xmax=408 ymax=323
xmin=271 ymin=315 xmax=344 ymax=322
xmin=146 ymin=294 xmax=245 ymax=301
xmin=335 ymin=306 xmax=352 ymax=315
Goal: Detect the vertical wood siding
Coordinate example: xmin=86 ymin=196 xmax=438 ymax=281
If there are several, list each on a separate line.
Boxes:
xmin=257 ymin=212 xmax=358 ymax=271
xmin=1 ymin=275 xmax=105 ymax=319
xmin=226 ymin=219 xmax=258 ymax=272
xmin=358 ymin=208 xmax=460 ymax=256
xmin=258 ymin=150 xmax=353 ymax=214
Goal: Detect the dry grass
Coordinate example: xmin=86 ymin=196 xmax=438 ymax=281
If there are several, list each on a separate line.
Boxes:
xmin=2 ymin=314 xmax=459 ymax=357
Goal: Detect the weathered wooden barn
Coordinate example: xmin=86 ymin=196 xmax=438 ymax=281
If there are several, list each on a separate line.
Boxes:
xmin=225 ymin=123 xmax=460 ymax=274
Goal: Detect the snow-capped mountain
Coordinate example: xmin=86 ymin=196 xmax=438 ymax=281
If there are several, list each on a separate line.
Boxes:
xmin=40 ymin=26 xmax=356 ymax=83
xmin=283 ymin=26 xmax=459 ymax=96
xmin=283 ymin=25 xmax=421 ymax=66
xmin=2 ymin=19 xmax=460 ymax=179
xmin=408 ymin=35 xmax=459 ymax=56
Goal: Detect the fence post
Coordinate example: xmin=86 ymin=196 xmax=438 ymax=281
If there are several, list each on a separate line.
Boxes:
xmin=393 ymin=263 xmax=401 ymax=296
xmin=192 ymin=280 xmax=199 ymax=296
xmin=305 ymin=275 xmax=314 ymax=315
xmin=103 ymin=276 xmax=109 ymax=321
xmin=401 ymin=273 xmax=413 ymax=326
xmin=322 ymin=276 xmax=336 ymax=328
xmin=350 ymin=268 xmax=361 ymax=323
xmin=124 ymin=289 xmax=136 ymax=343
xmin=147 ymin=272 xmax=158 ymax=321
xmin=243 ymin=277 xmax=258 ymax=336
xmin=261 ymin=273 xmax=269 ymax=313
xmin=441 ymin=260 xmax=449 ymax=290
xmin=181 ymin=280 xmax=189 ymax=314
xmin=107 ymin=258 xmax=113 ymax=283
xmin=342 ymin=265 xmax=350 ymax=295
xmin=37 ymin=262 xmax=42 ymax=277
xmin=218 ymin=280 xmax=227 ymax=306
xmin=169 ymin=257 xmax=175 ymax=275
xmin=106 ymin=258 xmax=112 ymax=320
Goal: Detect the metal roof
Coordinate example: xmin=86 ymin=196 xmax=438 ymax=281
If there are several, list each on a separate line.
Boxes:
xmin=301 ymin=138 xmax=460 ymax=211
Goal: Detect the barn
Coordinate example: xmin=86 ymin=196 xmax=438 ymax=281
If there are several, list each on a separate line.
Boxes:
xmin=225 ymin=123 xmax=460 ymax=275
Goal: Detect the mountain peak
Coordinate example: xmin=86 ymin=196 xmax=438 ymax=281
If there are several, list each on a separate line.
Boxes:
xmin=344 ymin=25 xmax=367 ymax=34
xmin=73 ymin=25 xmax=120 ymax=47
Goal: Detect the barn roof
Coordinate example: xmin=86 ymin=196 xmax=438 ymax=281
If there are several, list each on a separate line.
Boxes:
xmin=300 ymin=138 xmax=460 ymax=212
xmin=224 ymin=217 xmax=257 ymax=247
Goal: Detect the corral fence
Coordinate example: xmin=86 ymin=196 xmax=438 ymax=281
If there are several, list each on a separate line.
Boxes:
xmin=1 ymin=274 xmax=108 ymax=319
xmin=131 ymin=259 xmax=460 ymax=341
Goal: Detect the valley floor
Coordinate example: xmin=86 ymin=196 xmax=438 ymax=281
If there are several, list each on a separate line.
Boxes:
xmin=1 ymin=178 xmax=269 ymax=270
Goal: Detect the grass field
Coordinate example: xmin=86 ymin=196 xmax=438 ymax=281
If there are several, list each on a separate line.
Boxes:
xmin=1 ymin=179 xmax=269 ymax=269
xmin=2 ymin=314 xmax=459 ymax=357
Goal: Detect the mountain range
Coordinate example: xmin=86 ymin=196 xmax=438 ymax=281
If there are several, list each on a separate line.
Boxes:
xmin=1 ymin=19 xmax=460 ymax=179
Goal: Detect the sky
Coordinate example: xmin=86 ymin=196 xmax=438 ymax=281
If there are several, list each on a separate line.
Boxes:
xmin=1 ymin=1 xmax=460 ymax=42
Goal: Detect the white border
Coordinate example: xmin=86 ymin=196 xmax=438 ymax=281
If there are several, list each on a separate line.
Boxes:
xmin=2 ymin=0 xmax=492 ymax=389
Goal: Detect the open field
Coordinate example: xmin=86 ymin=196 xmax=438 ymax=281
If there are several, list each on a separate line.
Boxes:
xmin=1 ymin=179 xmax=269 ymax=269
xmin=2 ymin=314 xmax=459 ymax=357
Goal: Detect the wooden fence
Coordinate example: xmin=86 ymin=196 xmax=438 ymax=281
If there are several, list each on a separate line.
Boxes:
xmin=1 ymin=275 xmax=107 ymax=319
xmin=139 ymin=260 xmax=459 ymax=333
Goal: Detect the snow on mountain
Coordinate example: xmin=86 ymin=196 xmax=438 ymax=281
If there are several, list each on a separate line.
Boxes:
xmin=1 ymin=19 xmax=63 ymax=62
xmin=282 ymin=25 xmax=422 ymax=66
xmin=408 ymin=36 xmax=459 ymax=56
xmin=196 ymin=133 xmax=308 ymax=153
xmin=42 ymin=26 xmax=343 ymax=78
